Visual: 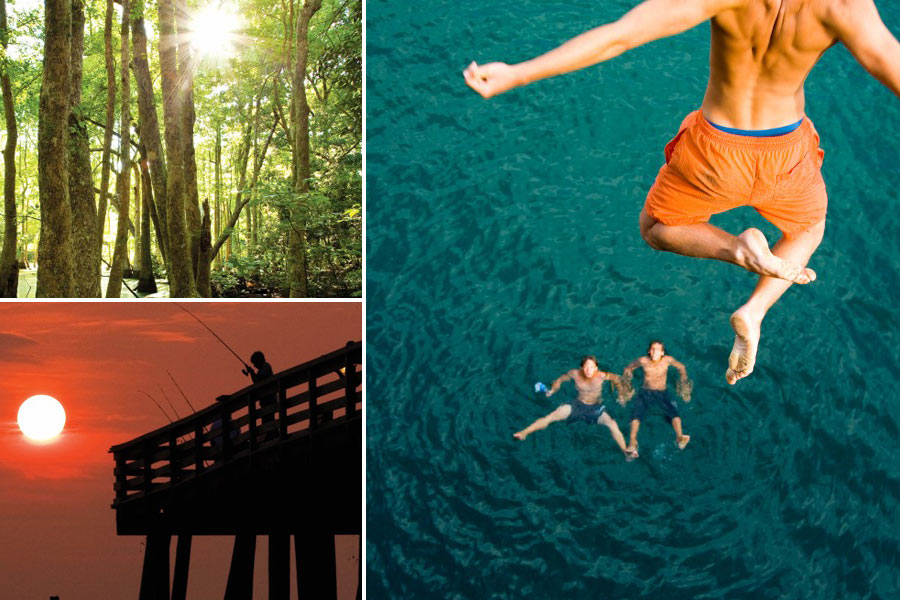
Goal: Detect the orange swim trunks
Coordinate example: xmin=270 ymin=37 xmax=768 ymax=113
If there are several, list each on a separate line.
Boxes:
xmin=644 ymin=110 xmax=827 ymax=236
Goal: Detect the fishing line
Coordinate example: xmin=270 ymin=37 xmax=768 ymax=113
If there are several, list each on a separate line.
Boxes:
xmin=173 ymin=302 xmax=251 ymax=369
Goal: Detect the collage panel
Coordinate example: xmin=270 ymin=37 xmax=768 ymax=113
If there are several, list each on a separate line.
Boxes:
xmin=366 ymin=1 xmax=900 ymax=599
xmin=0 ymin=301 xmax=361 ymax=599
xmin=0 ymin=0 xmax=360 ymax=299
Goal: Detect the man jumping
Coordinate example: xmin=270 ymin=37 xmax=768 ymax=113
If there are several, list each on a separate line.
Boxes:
xmin=464 ymin=0 xmax=900 ymax=384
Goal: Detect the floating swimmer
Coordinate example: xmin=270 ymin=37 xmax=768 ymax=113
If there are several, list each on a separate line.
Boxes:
xmin=620 ymin=341 xmax=692 ymax=457
xmin=464 ymin=0 xmax=900 ymax=385
xmin=514 ymin=355 xmax=636 ymax=459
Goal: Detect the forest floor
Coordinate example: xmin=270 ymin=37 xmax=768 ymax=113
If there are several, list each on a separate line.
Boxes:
xmin=16 ymin=270 xmax=170 ymax=298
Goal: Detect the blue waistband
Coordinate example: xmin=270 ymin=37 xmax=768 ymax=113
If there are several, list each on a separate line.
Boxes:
xmin=705 ymin=117 xmax=804 ymax=137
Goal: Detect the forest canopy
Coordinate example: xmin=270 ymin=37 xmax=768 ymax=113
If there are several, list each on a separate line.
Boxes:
xmin=0 ymin=0 xmax=361 ymax=297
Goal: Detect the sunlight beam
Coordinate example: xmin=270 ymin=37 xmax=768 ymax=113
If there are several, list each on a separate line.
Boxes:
xmin=189 ymin=2 xmax=242 ymax=60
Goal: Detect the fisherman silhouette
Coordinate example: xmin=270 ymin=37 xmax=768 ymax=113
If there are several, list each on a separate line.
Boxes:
xmin=244 ymin=351 xmax=277 ymax=440
xmin=243 ymin=351 xmax=274 ymax=383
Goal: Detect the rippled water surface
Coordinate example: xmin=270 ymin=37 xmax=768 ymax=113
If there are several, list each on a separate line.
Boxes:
xmin=367 ymin=3 xmax=900 ymax=598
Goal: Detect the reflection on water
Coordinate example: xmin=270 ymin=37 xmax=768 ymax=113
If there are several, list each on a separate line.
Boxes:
xmin=367 ymin=2 xmax=900 ymax=598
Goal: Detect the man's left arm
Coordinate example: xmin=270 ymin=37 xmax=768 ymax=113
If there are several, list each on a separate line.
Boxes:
xmin=603 ymin=371 xmax=634 ymax=406
xmin=669 ymin=357 xmax=693 ymax=403
xmin=668 ymin=356 xmax=688 ymax=381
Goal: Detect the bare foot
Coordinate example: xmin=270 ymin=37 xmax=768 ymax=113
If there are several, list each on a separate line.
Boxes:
xmin=677 ymin=434 xmax=690 ymax=450
xmin=513 ymin=431 xmax=527 ymax=440
xmin=736 ymin=229 xmax=816 ymax=283
xmin=726 ymin=306 xmax=762 ymax=385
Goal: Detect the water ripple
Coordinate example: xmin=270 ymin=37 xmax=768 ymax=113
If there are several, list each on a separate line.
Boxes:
xmin=368 ymin=2 xmax=900 ymax=598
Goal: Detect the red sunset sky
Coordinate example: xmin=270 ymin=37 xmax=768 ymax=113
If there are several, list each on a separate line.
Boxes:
xmin=0 ymin=302 xmax=361 ymax=600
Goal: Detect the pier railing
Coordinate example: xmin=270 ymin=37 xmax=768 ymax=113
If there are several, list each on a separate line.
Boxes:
xmin=110 ymin=342 xmax=362 ymax=505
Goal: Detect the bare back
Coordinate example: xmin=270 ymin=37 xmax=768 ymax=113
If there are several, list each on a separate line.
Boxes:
xmin=702 ymin=0 xmax=842 ymax=128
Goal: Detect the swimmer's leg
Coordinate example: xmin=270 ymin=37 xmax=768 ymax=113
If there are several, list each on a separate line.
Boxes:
xmin=726 ymin=219 xmax=825 ymax=384
xmin=671 ymin=416 xmax=690 ymax=449
xmin=598 ymin=412 xmax=633 ymax=457
xmin=626 ymin=419 xmax=641 ymax=456
xmin=640 ymin=208 xmax=815 ymax=284
xmin=513 ymin=404 xmax=571 ymax=440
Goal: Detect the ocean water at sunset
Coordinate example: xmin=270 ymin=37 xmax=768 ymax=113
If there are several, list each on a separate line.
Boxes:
xmin=366 ymin=2 xmax=900 ymax=598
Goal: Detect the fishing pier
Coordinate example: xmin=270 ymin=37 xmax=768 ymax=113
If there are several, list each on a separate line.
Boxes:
xmin=110 ymin=341 xmax=362 ymax=600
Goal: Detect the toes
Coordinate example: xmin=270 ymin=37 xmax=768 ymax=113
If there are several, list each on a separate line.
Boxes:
xmin=726 ymin=368 xmax=737 ymax=385
xmin=726 ymin=366 xmax=753 ymax=384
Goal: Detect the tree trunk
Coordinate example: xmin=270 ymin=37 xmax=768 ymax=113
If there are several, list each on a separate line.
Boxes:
xmin=288 ymin=0 xmax=322 ymax=297
xmin=213 ymin=124 xmax=222 ymax=269
xmin=209 ymin=112 xmax=276 ymax=261
xmin=158 ymin=0 xmax=197 ymax=297
xmin=196 ymin=199 xmax=211 ymax=296
xmin=131 ymin=8 xmax=168 ymax=263
xmin=0 ymin=0 xmax=18 ymax=297
xmin=69 ymin=0 xmax=100 ymax=297
xmin=175 ymin=0 xmax=204 ymax=292
xmin=137 ymin=149 xmax=157 ymax=294
xmin=106 ymin=0 xmax=131 ymax=298
xmin=97 ymin=0 xmax=115 ymax=269
xmin=132 ymin=161 xmax=141 ymax=268
xmin=37 ymin=0 xmax=74 ymax=297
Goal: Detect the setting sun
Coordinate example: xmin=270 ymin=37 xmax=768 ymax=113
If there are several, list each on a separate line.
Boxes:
xmin=17 ymin=395 xmax=66 ymax=441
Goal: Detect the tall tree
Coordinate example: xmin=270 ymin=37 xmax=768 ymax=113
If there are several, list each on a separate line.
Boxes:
xmin=158 ymin=0 xmax=197 ymax=297
xmin=288 ymin=0 xmax=322 ymax=297
xmin=209 ymin=100 xmax=276 ymax=261
xmin=69 ymin=0 xmax=100 ymax=297
xmin=0 ymin=0 xmax=17 ymax=297
xmin=137 ymin=148 xmax=157 ymax=294
xmin=176 ymin=0 xmax=207 ymax=294
xmin=131 ymin=3 xmax=168 ymax=264
xmin=36 ymin=0 xmax=74 ymax=297
xmin=106 ymin=0 xmax=132 ymax=297
xmin=97 ymin=0 xmax=115 ymax=263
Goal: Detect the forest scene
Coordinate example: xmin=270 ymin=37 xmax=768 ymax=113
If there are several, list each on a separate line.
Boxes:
xmin=0 ymin=0 xmax=361 ymax=297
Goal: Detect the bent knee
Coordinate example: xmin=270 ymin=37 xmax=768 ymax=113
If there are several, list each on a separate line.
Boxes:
xmin=785 ymin=219 xmax=826 ymax=243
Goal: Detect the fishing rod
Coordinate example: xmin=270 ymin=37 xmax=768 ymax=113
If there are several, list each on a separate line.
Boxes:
xmin=173 ymin=302 xmax=252 ymax=370
xmin=157 ymin=384 xmax=181 ymax=420
xmin=167 ymin=370 xmax=197 ymax=414
xmin=138 ymin=390 xmax=173 ymax=423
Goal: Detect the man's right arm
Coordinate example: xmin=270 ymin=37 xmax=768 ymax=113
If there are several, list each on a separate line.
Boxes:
xmin=464 ymin=0 xmax=746 ymax=99
xmin=546 ymin=371 xmax=573 ymax=397
xmin=826 ymin=0 xmax=900 ymax=98
xmin=622 ymin=358 xmax=642 ymax=381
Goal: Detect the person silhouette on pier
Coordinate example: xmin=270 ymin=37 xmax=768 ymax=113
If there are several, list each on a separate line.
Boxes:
xmin=244 ymin=351 xmax=274 ymax=382
xmin=244 ymin=351 xmax=277 ymax=439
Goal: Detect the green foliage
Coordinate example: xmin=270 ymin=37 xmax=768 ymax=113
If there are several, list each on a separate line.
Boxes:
xmin=2 ymin=0 xmax=361 ymax=297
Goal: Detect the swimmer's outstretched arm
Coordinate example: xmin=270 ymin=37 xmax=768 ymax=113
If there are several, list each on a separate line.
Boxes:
xmin=464 ymin=0 xmax=746 ymax=98
xmin=604 ymin=371 xmax=634 ymax=405
xmin=618 ymin=358 xmax=643 ymax=405
xmin=825 ymin=0 xmax=900 ymax=99
xmin=546 ymin=370 xmax=575 ymax=397
xmin=668 ymin=356 xmax=689 ymax=382
xmin=622 ymin=358 xmax=643 ymax=381
xmin=668 ymin=356 xmax=693 ymax=403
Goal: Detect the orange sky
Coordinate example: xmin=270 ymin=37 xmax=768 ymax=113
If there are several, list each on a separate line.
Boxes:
xmin=0 ymin=302 xmax=361 ymax=600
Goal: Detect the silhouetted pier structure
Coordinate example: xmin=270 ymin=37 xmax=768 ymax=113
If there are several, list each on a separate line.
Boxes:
xmin=111 ymin=342 xmax=362 ymax=600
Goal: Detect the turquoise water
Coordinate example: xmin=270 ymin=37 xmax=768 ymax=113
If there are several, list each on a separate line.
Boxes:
xmin=366 ymin=2 xmax=900 ymax=598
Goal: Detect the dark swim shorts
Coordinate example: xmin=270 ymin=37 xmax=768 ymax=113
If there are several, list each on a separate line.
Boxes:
xmin=564 ymin=400 xmax=607 ymax=424
xmin=630 ymin=388 xmax=679 ymax=422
